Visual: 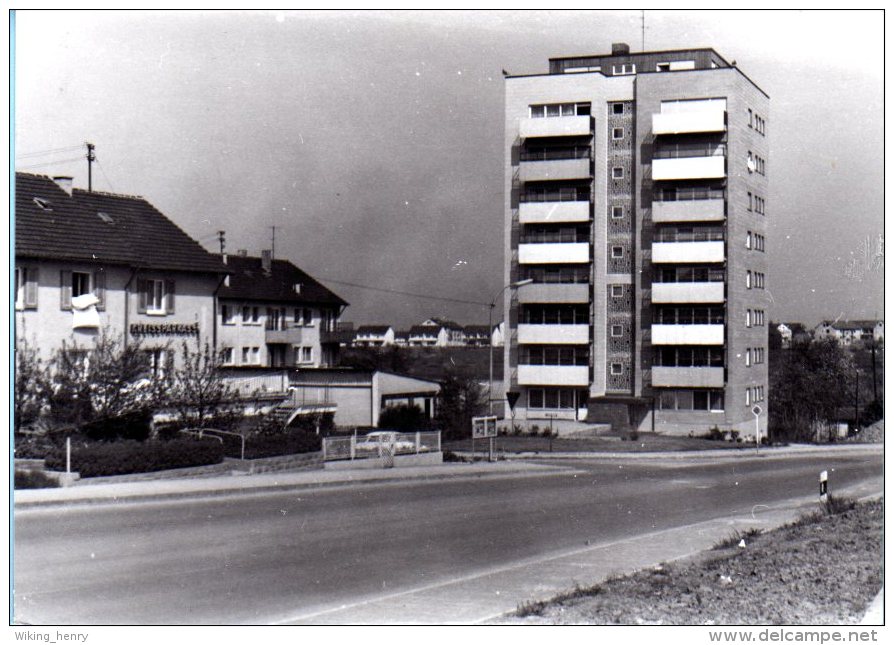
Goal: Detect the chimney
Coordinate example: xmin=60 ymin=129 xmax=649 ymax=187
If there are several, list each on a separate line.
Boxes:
xmin=52 ymin=176 xmax=74 ymax=196
xmin=261 ymin=249 xmax=273 ymax=274
xmin=611 ymin=42 xmax=630 ymax=56
xmin=237 ymin=249 xmax=248 ymax=257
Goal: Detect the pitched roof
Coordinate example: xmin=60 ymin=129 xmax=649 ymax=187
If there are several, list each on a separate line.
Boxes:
xmin=820 ymin=320 xmax=881 ymax=331
xmin=464 ymin=325 xmax=491 ymax=336
xmin=15 ymin=173 xmax=226 ymax=274
xmin=409 ymin=325 xmax=440 ymax=337
xmin=356 ymin=325 xmax=392 ymax=335
xmin=217 ymin=254 xmax=347 ymax=307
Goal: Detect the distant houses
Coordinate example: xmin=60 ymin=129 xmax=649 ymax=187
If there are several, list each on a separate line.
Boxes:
xmin=775 ymin=320 xmax=883 ymax=349
xmin=341 ymin=317 xmax=505 ymax=348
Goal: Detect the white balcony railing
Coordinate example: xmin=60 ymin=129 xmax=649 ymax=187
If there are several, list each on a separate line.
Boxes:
xmin=651 ymin=241 xmax=725 ymax=264
xmin=651 ymin=282 xmax=725 ymax=304
xmin=652 ymin=110 xmax=726 ymax=135
xmin=517 ymin=365 xmax=590 ymax=386
xmin=651 ymin=324 xmax=724 ymax=345
xmin=652 ymin=366 xmax=725 ymax=388
xmin=517 ymin=324 xmax=590 ymax=345
xmin=653 ymin=156 xmax=726 ymax=181
xmin=519 ymin=242 xmax=590 ymax=265
xmin=517 ymin=283 xmax=591 ymax=304
xmin=519 ymin=115 xmax=591 ymax=138
xmin=652 ymin=198 xmax=725 ymax=223
xmin=519 ymin=200 xmax=590 ymax=224
xmin=519 ymin=158 xmax=591 ymax=182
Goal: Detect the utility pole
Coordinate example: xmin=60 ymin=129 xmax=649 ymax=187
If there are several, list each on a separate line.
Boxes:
xmin=641 ymin=10 xmax=645 ymax=51
xmin=217 ymin=230 xmax=226 ymax=255
xmin=86 ymin=142 xmax=96 ymax=192
xmin=270 ymin=225 xmax=276 ymax=260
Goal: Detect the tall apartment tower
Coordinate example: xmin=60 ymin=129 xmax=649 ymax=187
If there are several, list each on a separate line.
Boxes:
xmin=503 ymin=44 xmax=769 ymax=436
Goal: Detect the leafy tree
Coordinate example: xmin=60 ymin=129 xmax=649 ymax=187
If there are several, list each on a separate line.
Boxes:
xmin=168 ymin=341 xmax=242 ymax=429
xmin=435 ymin=369 xmax=487 ymax=440
xmin=14 ymin=338 xmax=50 ymax=432
xmin=769 ymin=337 xmax=857 ymax=441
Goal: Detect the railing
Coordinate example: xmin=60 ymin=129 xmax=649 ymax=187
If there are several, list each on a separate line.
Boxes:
xmin=654 ymin=187 xmax=725 ymax=202
xmin=519 ymin=190 xmax=590 ymax=203
xmin=520 ymin=147 xmax=591 ymax=161
xmin=522 ymin=269 xmax=591 ymax=284
xmin=654 ymin=229 xmax=725 ymax=243
xmin=322 ymin=431 xmax=441 ymax=462
xmin=653 ymin=143 xmax=726 ymax=159
xmin=223 ymin=372 xmax=290 ymax=396
xmin=520 ymin=230 xmax=589 ymax=244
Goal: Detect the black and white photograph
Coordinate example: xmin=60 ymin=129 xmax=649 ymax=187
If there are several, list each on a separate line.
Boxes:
xmin=9 ymin=7 xmax=885 ymax=635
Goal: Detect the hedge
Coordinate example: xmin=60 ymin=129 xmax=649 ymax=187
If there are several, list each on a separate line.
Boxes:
xmin=14 ymin=469 xmax=60 ymax=489
xmin=45 ymin=438 xmax=224 ymax=477
xmin=223 ymin=431 xmax=321 ymax=460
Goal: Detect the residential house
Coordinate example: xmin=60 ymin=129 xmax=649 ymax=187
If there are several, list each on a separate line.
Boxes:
xmin=463 ymin=325 xmax=492 ymax=347
xmin=216 ymin=251 xmax=347 ymax=369
xmin=352 ymin=325 xmax=395 ymax=347
xmin=14 ymin=173 xmax=227 ymax=371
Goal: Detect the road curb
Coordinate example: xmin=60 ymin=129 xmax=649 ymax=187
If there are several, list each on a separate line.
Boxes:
xmin=457 ymin=444 xmax=882 ymax=461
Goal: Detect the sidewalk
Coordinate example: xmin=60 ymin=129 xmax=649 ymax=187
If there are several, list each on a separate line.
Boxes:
xmin=459 ymin=442 xmax=882 ymax=461
xmin=13 ymin=460 xmax=574 ymax=509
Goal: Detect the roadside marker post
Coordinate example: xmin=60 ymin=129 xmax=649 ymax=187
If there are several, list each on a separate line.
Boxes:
xmin=66 ymin=436 xmax=71 ymax=474
xmin=820 ymin=470 xmax=828 ymax=502
xmin=751 ymin=405 xmax=762 ymax=453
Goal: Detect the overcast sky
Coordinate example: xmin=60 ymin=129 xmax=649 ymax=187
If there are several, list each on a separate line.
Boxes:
xmin=13 ymin=9 xmax=884 ymax=328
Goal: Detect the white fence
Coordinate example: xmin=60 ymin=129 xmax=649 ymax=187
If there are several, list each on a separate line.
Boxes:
xmin=322 ymin=431 xmax=441 ymax=462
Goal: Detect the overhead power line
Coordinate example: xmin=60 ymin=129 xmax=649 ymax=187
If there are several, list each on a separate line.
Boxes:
xmin=16 ymin=156 xmax=84 ymax=170
xmin=15 ymin=144 xmax=85 ymax=159
xmin=317 ymin=277 xmax=491 ymax=307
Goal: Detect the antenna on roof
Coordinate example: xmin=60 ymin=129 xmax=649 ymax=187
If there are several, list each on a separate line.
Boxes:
xmin=86 ymin=142 xmax=96 ymax=192
xmin=641 ymin=10 xmax=645 ymax=51
xmin=270 ymin=225 xmax=276 ymax=260
xmin=217 ymin=230 xmax=226 ymax=254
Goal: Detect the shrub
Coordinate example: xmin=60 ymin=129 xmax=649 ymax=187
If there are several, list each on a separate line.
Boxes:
xmin=223 ymin=430 xmax=322 ymax=460
xmin=44 ymin=438 xmax=224 ymax=477
xmin=289 ymin=411 xmax=335 ymax=435
xmin=14 ymin=469 xmax=60 ymax=489
xmin=706 ymin=425 xmax=724 ymax=441
xmin=14 ymin=433 xmax=57 ymax=459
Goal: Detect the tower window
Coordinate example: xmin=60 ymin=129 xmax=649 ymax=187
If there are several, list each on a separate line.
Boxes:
xmin=610 ymin=363 xmax=623 ymax=375
xmin=611 ymin=285 xmax=624 ymax=297
xmin=611 ymin=246 xmax=624 ymax=258
xmin=611 ymin=325 xmax=623 ymax=337
xmin=612 ymin=167 xmax=624 ymax=179
xmin=612 ymin=127 xmax=624 ymax=139
xmin=612 ymin=103 xmax=624 ymax=115
xmin=612 ymin=206 xmax=624 ymax=219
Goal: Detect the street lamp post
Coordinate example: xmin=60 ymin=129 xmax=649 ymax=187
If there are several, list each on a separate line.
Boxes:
xmin=488 ymin=279 xmax=533 ymax=417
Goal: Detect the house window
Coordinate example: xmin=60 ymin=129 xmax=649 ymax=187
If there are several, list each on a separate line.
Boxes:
xmin=612 ymin=167 xmax=624 ymax=179
xmin=746 ymin=309 xmax=752 ymax=328
xmin=611 ymin=325 xmax=623 ymax=337
xmin=530 ymin=102 xmax=590 ymax=118
xmin=221 ymin=305 xmax=236 ymax=325
xmin=610 ymin=362 xmax=623 ymax=375
xmin=745 ymin=349 xmax=751 ymax=367
xmin=243 ymin=306 xmax=260 ymax=324
xmin=612 ymin=63 xmax=635 ymax=76
xmin=33 ymin=197 xmax=53 ymax=211
xmin=746 ymin=271 xmax=752 ymax=289
xmin=296 ymin=346 xmax=313 ymax=364
xmin=241 ymin=347 xmax=250 ymax=364
xmin=221 ymin=347 xmax=235 ymax=365
xmin=747 ymin=192 xmax=753 ymax=211
xmin=612 ymin=127 xmax=624 ymax=140
xmin=252 ymin=347 xmax=261 ymax=365
xmin=15 ymin=268 xmax=24 ymax=310
xmin=145 ymin=348 xmax=168 ymax=378
xmin=656 ymin=62 xmax=670 ymax=72
xmin=612 ymin=206 xmax=624 ymax=219
xmin=611 ymin=285 xmax=624 ymax=298
xmin=15 ymin=267 xmax=38 ymax=310
xmin=746 ymin=231 xmax=752 ymax=249
xmin=748 ymin=108 xmax=753 ymax=128
xmin=72 ymin=271 xmax=92 ymax=298
xmin=146 ymin=279 xmax=166 ymax=314
xmin=612 ymin=103 xmax=624 ymax=115
xmin=294 ymin=308 xmax=314 ymax=326
xmin=611 ymin=246 xmax=624 ymax=258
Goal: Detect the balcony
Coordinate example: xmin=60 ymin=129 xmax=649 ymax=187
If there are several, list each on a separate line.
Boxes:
xmin=265 ymin=327 xmax=304 ymax=344
xmin=518 ymin=283 xmax=591 ymax=304
xmin=652 ymin=110 xmax=726 ymax=135
xmin=652 ymin=198 xmax=725 ymax=223
xmin=520 ymin=200 xmax=590 ymax=224
xmin=518 ymin=365 xmax=590 ymax=386
xmin=652 ymin=144 xmax=726 ymax=181
xmin=518 ymin=324 xmax=590 ymax=345
xmin=652 ymin=366 xmax=725 ymax=388
xmin=519 ymin=242 xmax=590 ymax=264
xmin=651 ymin=282 xmax=725 ymax=304
xmin=652 ymin=241 xmax=725 ymax=264
xmin=319 ymin=330 xmax=340 ymax=344
xmin=519 ymin=158 xmax=591 ymax=182
xmin=519 ymin=115 xmax=591 ymax=139
xmin=651 ymin=324 xmax=724 ymax=345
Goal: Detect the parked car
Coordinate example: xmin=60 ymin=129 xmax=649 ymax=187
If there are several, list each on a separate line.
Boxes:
xmin=355 ymin=431 xmax=421 ymax=454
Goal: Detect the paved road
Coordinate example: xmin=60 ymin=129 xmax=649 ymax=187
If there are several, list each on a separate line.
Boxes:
xmin=13 ymin=451 xmax=882 ymax=624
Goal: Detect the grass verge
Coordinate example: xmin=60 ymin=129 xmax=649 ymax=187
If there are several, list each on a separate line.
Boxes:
xmin=499 ymin=497 xmax=882 ymax=625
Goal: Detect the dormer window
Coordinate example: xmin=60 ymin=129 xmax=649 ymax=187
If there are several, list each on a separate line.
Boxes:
xmin=33 ymin=197 xmax=53 ymax=211
xmin=293 ymin=283 xmax=302 ymax=294
xmin=97 ymin=212 xmax=114 ymax=224
xmin=612 ymin=63 xmax=636 ymax=76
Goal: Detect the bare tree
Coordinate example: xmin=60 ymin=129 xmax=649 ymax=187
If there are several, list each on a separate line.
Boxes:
xmin=168 ymin=341 xmax=241 ymax=429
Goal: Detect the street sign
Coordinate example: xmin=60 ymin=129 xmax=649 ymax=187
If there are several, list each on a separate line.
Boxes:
xmin=820 ymin=470 xmax=828 ymax=501
xmin=752 ymin=405 xmax=762 ymax=416
xmin=506 ymin=391 xmax=521 ymax=410
xmin=472 ymin=416 xmax=498 ymax=438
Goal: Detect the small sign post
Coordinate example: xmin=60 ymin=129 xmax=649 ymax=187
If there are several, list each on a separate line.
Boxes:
xmin=472 ymin=416 xmax=498 ymax=462
xmin=820 ymin=470 xmax=828 ymax=502
xmin=751 ymin=405 xmax=762 ymax=453
xmin=66 ymin=436 xmax=71 ymax=474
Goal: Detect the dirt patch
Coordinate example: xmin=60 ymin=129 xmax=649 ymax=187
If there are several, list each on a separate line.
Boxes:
xmin=497 ymin=499 xmax=883 ymax=625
